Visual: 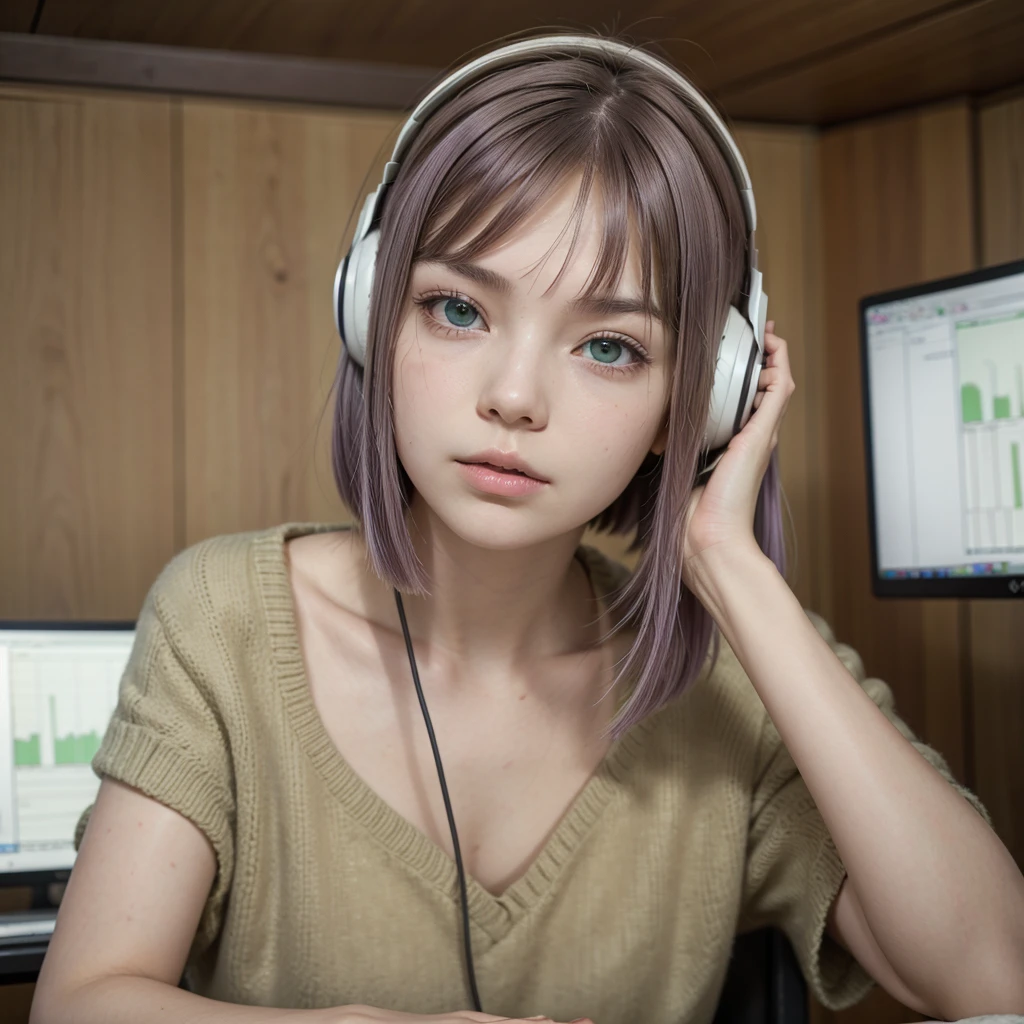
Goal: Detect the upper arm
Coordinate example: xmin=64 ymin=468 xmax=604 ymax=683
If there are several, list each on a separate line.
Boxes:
xmin=827 ymin=877 xmax=931 ymax=1016
xmin=32 ymin=777 xmax=217 ymax=1011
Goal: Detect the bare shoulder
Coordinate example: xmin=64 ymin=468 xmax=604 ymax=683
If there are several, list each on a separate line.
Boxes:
xmin=285 ymin=528 xmax=373 ymax=611
xmin=283 ymin=527 xmax=397 ymax=670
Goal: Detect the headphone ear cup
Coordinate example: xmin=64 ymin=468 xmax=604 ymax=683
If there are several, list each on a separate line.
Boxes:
xmin=704 ymin=305 xmax=761 ymax=453
xmin=335 ymin=228 xmax=380 ymax=367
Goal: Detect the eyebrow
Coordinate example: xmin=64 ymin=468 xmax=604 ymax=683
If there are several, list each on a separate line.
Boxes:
xmin=417 ymin=257 xmax=669 ymax=326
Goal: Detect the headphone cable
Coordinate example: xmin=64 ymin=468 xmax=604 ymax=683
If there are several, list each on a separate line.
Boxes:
xmin=393 ymin=588 xmax=483 ymax=1012
xmin=28 ymin=0 xmax=46 ymax=33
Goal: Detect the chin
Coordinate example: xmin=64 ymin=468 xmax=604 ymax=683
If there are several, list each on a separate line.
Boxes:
xmin=403 ymin=459 xmax=636 ymax=549
xmin=431 ymin=501 xmax=570 ymax=552
xmin=414 ymin=487 xmax=621 ymax=555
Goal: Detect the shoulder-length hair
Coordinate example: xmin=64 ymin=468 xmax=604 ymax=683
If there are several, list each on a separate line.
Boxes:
xmin=330 ymin=31 xmax=788 ymax=739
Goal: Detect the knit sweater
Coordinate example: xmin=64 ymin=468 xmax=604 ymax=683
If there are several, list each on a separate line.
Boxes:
xmin=74 ymin=521 xmax=990 ymax=1022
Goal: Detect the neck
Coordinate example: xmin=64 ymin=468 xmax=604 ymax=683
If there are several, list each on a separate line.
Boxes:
xmin=389 ymin=495 xmax=601 ymax=675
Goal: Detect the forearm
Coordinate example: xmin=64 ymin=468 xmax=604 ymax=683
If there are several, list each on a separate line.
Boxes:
xmin=689 ymin=543 xmax=1024 ymax=1017
xmin=31 ymin=974 xmax=343 ymax=1024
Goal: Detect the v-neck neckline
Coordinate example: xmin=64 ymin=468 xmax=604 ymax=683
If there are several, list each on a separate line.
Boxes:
xmin=253 ymin=521 xmax=654 ymax=941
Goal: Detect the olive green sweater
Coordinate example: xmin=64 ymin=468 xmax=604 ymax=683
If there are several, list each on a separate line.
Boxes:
xmin=74 ymin=522 xmax=989 ymax=1022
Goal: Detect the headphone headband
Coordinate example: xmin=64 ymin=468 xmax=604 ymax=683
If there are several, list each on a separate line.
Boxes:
xmin=350 ymin=35 xmax=758 ymax=250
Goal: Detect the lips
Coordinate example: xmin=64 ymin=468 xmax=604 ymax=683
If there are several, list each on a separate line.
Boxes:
xmin=457 ymin=448 xmax=549 ymax=482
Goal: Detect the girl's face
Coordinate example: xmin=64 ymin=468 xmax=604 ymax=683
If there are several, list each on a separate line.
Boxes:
xmin=392 ymin=177 xmax=673 ymax=551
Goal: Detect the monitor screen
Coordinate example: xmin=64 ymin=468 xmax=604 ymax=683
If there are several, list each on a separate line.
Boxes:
xmin=0 ymin=623 xmax=133 ymax=878
xmin=860 ymin=257 xmax=1024 ymax=597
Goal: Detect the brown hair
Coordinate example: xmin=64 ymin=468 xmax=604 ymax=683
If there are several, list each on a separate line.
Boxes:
xmin=330 ymin=32 xmax=787 ymax=738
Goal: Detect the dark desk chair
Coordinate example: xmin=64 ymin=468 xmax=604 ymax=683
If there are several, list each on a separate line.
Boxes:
xmin=713 ymin=928 xmax=808 ymax=1024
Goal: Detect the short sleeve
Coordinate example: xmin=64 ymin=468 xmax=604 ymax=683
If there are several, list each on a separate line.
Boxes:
xmin=73 ymin=571 xmax=236 ymax=959
xmin=736 ymin=609 xmax=992 ymax=1012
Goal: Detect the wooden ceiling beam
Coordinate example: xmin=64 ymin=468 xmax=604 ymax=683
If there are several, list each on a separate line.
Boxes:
xmin=0 ymin=31 xmax=439 ymax=110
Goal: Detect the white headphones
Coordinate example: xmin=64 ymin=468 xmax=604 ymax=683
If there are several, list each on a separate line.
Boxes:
xmin=334 ymin=35 xmax=767 ymax=455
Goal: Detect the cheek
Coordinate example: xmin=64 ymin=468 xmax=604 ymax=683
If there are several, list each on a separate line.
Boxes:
xmin=391 ymin=324 xmax=466 ymax=454
xmin=563 ymin=386 xmax=667 ymax=469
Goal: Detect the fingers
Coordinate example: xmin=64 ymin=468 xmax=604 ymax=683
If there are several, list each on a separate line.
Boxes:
xmin=751 ymin=322 xmax=795 ymax=411
xmin=761 ymin=319 xmax=786 ymax=365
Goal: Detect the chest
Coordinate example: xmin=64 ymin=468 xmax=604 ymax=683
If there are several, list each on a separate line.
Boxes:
xmin=291 ymin=580 xmax=620 ymax=898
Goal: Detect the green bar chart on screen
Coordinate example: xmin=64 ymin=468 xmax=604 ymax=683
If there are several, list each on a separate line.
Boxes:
xmin=13 ymin=734 xmax=40 ymax=767
xmin=962 ymin=382 xmax=983 ymax=423
xmin=13 ymin=694 xmax=103 ymax=766
xmin=1014 ymin=442 xmax=1023 ymax=510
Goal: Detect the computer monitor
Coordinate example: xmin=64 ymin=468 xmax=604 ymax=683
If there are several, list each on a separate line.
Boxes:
xmin=0 ymin=622 xmax=133 ymax=888
xmin=860 ymin=257 xmax=1024 ymax=598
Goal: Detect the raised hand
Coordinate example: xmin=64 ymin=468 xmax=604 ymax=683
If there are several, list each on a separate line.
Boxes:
xmin=680 ymin=320 xmax=795 ymax=591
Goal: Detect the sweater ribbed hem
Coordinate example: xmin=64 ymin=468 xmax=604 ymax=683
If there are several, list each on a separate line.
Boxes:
xmin=789 ymin=745 xmax=991 ymax=1011
xmin=803 ymin=833 xmax=875 ymax=1011
xmin=86 ymin=717 xmax=235 ymax=957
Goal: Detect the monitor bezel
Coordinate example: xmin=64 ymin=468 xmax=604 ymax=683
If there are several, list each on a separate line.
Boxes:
xmin=859 ymin=257 xmax=1024 ymax=599
xmin=0 ymin=619 xmax=135 ymax=890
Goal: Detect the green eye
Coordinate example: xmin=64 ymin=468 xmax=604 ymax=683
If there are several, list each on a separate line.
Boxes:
xmin=586 ymin=339 xmax=625 ymax=364
xmin=444 ymin=298 xmax=478 ymax=328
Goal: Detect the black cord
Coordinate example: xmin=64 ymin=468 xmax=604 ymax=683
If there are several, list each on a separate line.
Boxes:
xmin=28 ymin=0 xmax=46 ymax=33
xmin=393 ymin=588 xmax=483 ymax=1012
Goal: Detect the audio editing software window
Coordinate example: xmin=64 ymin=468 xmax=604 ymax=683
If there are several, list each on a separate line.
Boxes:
xmin=864 ymin=269 xmax=1024 ymax=580
xmin=0 ymin=628 xmax=132 ymax=876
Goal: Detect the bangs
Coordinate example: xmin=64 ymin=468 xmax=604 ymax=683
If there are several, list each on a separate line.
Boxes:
xmin=412 ymin=99 xmax=680 ymax=337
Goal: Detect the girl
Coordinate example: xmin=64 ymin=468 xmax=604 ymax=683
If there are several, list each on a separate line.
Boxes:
xmin=32 ymin=30 xmax=1024 ymax=1024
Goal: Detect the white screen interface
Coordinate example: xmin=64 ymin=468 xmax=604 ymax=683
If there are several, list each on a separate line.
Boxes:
xmin=864 ymin=269 xmax=1024 ymax=582
xmin=0 ymin=627 xmax=133 ymax=874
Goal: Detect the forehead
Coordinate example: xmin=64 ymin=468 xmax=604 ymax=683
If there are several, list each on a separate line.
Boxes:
xmin=421 ymin=171 xmax=653 ymax=303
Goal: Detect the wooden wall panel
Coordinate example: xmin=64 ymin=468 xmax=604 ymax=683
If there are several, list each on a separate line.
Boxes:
xmin=819 ymin=101 xmax=975 ymax=753
xmin=735 ymin=125 xmax=827 ymax=615
xmin=0 ymin=85 xmax=175 ymax=619
xmin=180 ymin=98 xmax=398 ymax=544
xmin=972 ymin=94 xmax=1024 ymax=872
xmin=814 ymin=101 xmax=976 ymax=1024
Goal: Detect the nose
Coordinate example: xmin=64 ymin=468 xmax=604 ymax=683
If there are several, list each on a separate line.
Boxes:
xmin=476 ymin=335 xmax=550 ymax=430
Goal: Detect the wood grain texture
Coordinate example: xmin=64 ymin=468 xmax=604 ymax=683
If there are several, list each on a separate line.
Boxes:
xmin=3 ymin=0 xmax=1021 ymax=125
xmin=0 ymin=982 xmax=33 ymax=1024
xmin=979 ymin=94 xmax=1024 ymax=263
xmin=734 ymin=125 xmax=827 ymax=615
xmin=812 ymin=101 xmax=976 ymax=1024
xmin=0 ymin=32 xmax=439 ymax=112
xmin=819 ymin=101 xmax=975 ymax=735
xmin=4 ymin=0 xmax=956 ymax=83
xmin=181 ymin=97 xmax=398 ymax=544
xmin=973 ymin=94 xmax=1024 ymax=871
xmin=0 ymin=0 xmax=38 ymax=34
xmin=0 ymin=84 xmax=176 ymax=619
xmin=720 ymin=0 xmax=1024 ymax=125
